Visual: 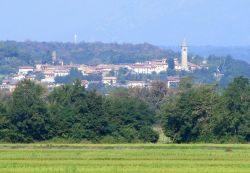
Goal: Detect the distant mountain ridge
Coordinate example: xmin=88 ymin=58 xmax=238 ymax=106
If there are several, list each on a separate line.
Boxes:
xmin=164 ymin=46 xmax=250 ymax=63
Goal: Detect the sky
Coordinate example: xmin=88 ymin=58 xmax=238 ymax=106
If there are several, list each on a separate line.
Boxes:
xmin=0 ymin=0 xmax=250 ymax=46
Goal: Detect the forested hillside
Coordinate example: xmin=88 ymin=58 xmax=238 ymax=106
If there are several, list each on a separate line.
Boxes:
xmin=0 ymin=41 xmax=177 ymax=74
xmin=0 ymin=41 xmax=250 ymax=87
xmin=190 ymin=55 xmax=250 ymax=86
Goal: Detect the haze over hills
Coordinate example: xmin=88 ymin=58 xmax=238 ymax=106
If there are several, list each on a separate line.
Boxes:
xmin=1 ymin=0 xmax=250 ymax=64
xmin=165 ymin=45 xmax=250 ymax=63
xmin=0 ymin=40 xmax=250 ymax=89
xmin=1 ymin=0 xmax=250 ymax=46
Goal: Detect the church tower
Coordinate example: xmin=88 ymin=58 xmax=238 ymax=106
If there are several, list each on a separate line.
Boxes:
xmin=52 ymin=51 xmax=57 ymax=64
xmin=181 ymin=39 xmax=188 ymax=71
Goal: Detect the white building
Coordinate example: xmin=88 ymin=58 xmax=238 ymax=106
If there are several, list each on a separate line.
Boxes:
xmin=0 ymin=80 xmax=18 ymax=92
xmin=42 ymin=71 xmax=55 ymax=83
xmin=18 ymin=66 xmax=34 ymax=75
xmin=81 ymin=80 xmax=89 ymax=88
xmin=12 ymin=74 xmax=25 ymax=81
xmin=0 ymin=84 xmax=17 ymax=92
xmin=127 ymin=81 xmax=148 ymax=88
xmin=54 ymin=69 xmax=69 ymax=77
xmin=150 ymin=59 xmax=168 ymax=73
xmin=131 ymin=64 xmax=155 ymax=74
xmin=166 ymin=76 xmax=180 ymax=88
xmin=102 ymin=76 xmax=117 ymax=85
xmin=174 ymin=58 xmax=182 ymax=71
xmin=131 ymin=58 xmax=167 ymax=74
xmin=188 ymin=62 xmax=202 ymax=71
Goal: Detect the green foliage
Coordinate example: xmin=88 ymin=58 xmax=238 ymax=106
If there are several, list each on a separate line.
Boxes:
xmin=48 ymin=80 xmax=107 ymax=141
xmin=161 ymin=85 xmax=218 ymax=143
xmin=55 ymin=68 xmax=102 ymax=84
xmin=35 ymin=72 xmax=45 ymax=81
xmin=167 ymin=58 xmax=175 ymax=70
xmin=128 ymin=81 xmax=168 ymax=111
xmin=160 ymin=76 xmax=250 ymax=143
xmin=212 ymin=76 xmax=250 ymax=142
xmin=47 ymin=80 xmax=158 ymax=143
xmin=7 ymin=80 xmax=51 ymax=142
xmin=103 ymin=92 xmax=158 ymax=143
xmin=0 ymin=102 xmax=10 ymax=142
xmin=55 ymin=68 xmax=84 ymax=84
xmin=0 ymin=41 xmax=177 ymax=75
xmin=190 ymin=55 xmax=250 ymax=86
xmin=0 ymin=76 xmax=249 ymax=144
xmin=0 ymin=41 xmax=34 ymax=74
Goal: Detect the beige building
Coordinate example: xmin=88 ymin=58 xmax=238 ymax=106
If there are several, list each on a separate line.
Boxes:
xmin=174 ymin=58 xmax=182 ymax=71
xmin=151 ymin=59 xmax=168 ymax=72
xmin=181 ymin=39 xmax=189 ymax=71
xmin=0 ymin=84 xmax=16 ymax=92
xmin=18 ymin=66 xmax=34 ymax=75
xmin=54 ymin=69 xmax=69 ymax=77
xmin=166 ymin=76 xmax=180 ymax=88
xmin=81 ymin=80 xmax=89 ymax=88
xmin=102 ymin=76 xmax=117 ymax=85
xmin=188 ymin=62 xmax=202 ymax=71
xmin=131 ymin=64 xmax=155 ymax=74
xmin=127 ymin=81 xmax=148 ymax=88
xmin=131 ymin=58 xmax=168 ymax=74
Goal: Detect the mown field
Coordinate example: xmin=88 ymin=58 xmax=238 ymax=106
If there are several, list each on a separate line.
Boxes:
xmin=0 ymin=144 xmax=249 ymax=173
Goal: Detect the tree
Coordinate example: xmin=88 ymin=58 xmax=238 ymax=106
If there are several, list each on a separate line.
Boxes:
xmin=160 ymin=85 xmax=219 ymax=143
xmin=178 ymin=76 xmax=193 ymax=91
xmin=212 ymin=76 xmax=250 ymax=142
xmin=105 ymin=89 xmax=159 ymax=143
xmin=48 ymin=80 xmax=108 ymax=141
xmin=167 ymin=58 xmax=175 ymax=70
xmin=55 ymin=68 xmax=83 ymax=84
xmin=160 ymin=76 xmax=250 ymax=143
xmin=129 ymin=81 xmax=168 ymax=111
xmin=8 ymin=80 xmax=51 ymax=142
xmin=0 ymin=102 xmax=9 ymax=141
xmin=35 ymin=72 xmax=45 ymax=81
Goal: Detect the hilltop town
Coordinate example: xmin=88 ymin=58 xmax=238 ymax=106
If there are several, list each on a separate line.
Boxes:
xmin=0 ymin=40 xmax=202 ymax=92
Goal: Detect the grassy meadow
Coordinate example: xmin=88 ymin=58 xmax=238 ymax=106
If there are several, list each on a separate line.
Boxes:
xmin=0 ymin=144 xmax=249 ymax=173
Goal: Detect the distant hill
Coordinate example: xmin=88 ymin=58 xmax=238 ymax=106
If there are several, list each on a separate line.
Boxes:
xmin=0 ymin=41 xmax=177 ymax=74
xmin=165 ymin=46 xmax=250 ymax=63
xmin=0 ymin=41 xmax=250 ymax=87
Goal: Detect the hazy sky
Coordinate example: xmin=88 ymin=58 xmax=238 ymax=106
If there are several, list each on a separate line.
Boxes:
xmin=1 ymin=0 xmax=250 ymax=46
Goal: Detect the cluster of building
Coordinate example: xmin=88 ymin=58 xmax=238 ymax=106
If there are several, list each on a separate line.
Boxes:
xmin=0 ymin=40 xmax=202 ymax=92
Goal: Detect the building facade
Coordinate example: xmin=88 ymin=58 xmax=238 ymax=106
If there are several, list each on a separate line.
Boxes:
xmin=181 ymin=39 xmax=189 ymax=71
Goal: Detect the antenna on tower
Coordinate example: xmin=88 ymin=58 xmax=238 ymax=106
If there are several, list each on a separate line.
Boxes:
xmin=182 ymin=38 xmax=187 ymax=47
xmin=74 ymin=34 xmax=78 ymax=44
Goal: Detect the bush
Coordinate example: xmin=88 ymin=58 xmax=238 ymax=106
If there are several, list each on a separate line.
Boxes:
xmin=139 ymin=127 xmax=159 ymax=143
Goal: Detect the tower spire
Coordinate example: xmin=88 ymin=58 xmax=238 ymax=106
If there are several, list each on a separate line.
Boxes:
xmin=182 ymin=38 xmax=187 ymax=47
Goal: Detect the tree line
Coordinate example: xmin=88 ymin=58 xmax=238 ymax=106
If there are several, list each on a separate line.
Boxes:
xmin=0 ymin=76 xmax=249 ymax=143
xmin=160 ymin=76 xmax=250 ymax=143
xmin=0 ymin=80 xmax=158 ymax=143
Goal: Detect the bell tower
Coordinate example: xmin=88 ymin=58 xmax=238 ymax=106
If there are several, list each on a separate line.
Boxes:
xmin=52 ymin=51 xmax=57 ymax=64
xmin=181 ymin=39 xmax=188 ymax=71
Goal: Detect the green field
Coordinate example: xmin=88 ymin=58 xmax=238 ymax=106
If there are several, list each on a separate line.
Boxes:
xmin=0 ymin=144 xmax=249 ymax=173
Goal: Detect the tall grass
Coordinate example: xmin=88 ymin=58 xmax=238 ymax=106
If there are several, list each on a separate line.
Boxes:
xmin=0 ymin=144 xmax=249 ymax=173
